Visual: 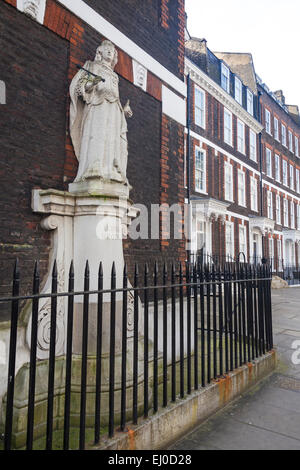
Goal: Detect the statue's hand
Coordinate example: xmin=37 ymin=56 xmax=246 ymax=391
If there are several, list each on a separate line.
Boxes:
xmin=85 ymin=80 xmax=94 ymax=93
xmin=124 ymin=99 xmax=133 ymax=118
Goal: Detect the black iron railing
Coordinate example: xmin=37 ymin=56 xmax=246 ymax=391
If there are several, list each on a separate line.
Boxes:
xmin=1 ymin=260 xmax=273 ymax=450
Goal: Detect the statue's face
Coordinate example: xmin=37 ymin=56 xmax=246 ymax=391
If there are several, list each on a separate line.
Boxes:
xmin=100 ymin=43 xmax=115 ymax=63
xmin=23 ymin=0 xmax=40 ymax=18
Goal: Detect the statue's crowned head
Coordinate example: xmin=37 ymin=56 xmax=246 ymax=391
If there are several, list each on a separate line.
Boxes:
xmin=95 ymin=40 xmax=118 ymax=69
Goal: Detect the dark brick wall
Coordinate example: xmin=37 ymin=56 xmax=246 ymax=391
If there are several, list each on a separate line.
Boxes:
xmin=0 ymin=2 xmax=69 ymax=320
xmin=0 ymin=1 xmax=186 ymax=318
xmin=84 ymin=0 xmax=184 ymax=79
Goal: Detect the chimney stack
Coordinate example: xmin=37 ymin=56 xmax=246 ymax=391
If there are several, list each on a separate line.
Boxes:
xmin=274 ymin=90 xmax=285 ymax=106
xmin=185 ymin=38 xmax=208 ymax=74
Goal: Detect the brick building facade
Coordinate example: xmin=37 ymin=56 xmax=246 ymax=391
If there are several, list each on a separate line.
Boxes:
xmin=185 ymin=37 xmax=300 ymax=279
xmin=185 ymin=38 xmax=263 ymax=266
xmin=258 ymin=78 xmax=300 ymax=273
xmin=0 ymin=0 xmax=186 ymax=321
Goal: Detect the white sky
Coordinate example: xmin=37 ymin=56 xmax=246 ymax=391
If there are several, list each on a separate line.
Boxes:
xmin=185 ymin=0 xmax=300 ymax=108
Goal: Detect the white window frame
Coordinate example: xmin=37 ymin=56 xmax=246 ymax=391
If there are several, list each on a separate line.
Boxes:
xmin=237 ymin=119 xmax=245 ymax=154
xmin=277 ymin=239 xmax=282 ymax=269
xmin=297 ymin=204 xmax=300 ymax=230
xmin=295 ymin=136 xmax=299 ymax=158
xmin=283 ymin=198 xmax=289 ymax=226
xmin=249 ymin=129 xmax=257 ymax=161
xmin=247 ymin=89 xmax=253 ymax=116
xmin=265 ymin=109 xmax=271 ymax=135
xmin=274 ymin=117 xmax=279 ymax=141
xmin=290 ymin=164 xmax=294 ymax=190
xmin=269 ymin=237 xmax=274 ymax=264
xmin=195 ymin=219 xmax=206 ymax=254
xmin=250 ymin=176 xmax=258 ymax=212
xmin=195 ymin=146 xmax=206 ymax=193
xmin=194 ymin=85 xmax=206 ymax=129
xmin=239 ymin=225 xmax=247 ymax=259
xmin=282 ymin=124 xmax=287 ymax=147
xmin=235 ymin=77 xmax=242 ymax=105
xmin=296 ymin=169 xmax=300 ymax=193
xmin=238 ymin=170 xmax=246 ymax=207
xmin=224 ymin=108 xmax=233 ymax=146
xmin=224 ymin=161 xmax=233 ymax=202
xmin=267 ymin=190 xmax=273 ymax=220
xmin=225 ymin=221 xmax=235 ymax=258
xmin=289 ymin=130 xmax=294 ymax=153
xmin=221 ymin=63 xmax=230 ymax=93
xmin=275 ymin=154 xmax=280 ymax=182
xmin=276 ymin=194 xmax=281 ymax=225
xmin=266 ymin=148 xmax=272 ymax=177
xmin=283 ymin=160 xmax=288 ymax=186
xmin=291 ymin=201 xmax=295 ymax=229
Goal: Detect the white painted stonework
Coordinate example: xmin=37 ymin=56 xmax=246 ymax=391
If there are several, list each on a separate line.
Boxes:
xmin=249 ymin=216 xmax=275 ymax=235
xmin=17 ymin=0 xmax=46 ymax=24
xmin=162 ymin=85 xmax=186 ymax=126
xmin=69 ymin=41 xmax=133 ymax=192
xmin=132 ymin=60 xmax=148 ymax=92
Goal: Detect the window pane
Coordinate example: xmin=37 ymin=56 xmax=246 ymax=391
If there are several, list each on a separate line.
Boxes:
xmin=195 ymin=148 xmax=206 ymax=192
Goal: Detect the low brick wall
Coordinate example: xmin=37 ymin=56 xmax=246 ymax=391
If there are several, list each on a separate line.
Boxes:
xmin=92 ymin=350 xmax=277 ymax=451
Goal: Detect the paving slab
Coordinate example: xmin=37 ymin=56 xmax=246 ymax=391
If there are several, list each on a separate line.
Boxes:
xmin=169 ymin=287 xmax=300 ymax=450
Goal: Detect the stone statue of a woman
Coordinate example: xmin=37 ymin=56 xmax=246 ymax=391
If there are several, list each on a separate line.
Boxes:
xmin=69 ymin=40 xmax=132 ymax=187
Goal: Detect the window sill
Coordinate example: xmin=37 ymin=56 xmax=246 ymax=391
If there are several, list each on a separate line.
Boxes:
xmin=195 ymin=189 xmax=208 ymax=196
xmin=194 ymin=122 xmax=206 ymax=130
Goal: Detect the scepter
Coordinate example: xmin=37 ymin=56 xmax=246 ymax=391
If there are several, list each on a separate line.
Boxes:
xmin=76 ymin=64 xmax=105 ymax=82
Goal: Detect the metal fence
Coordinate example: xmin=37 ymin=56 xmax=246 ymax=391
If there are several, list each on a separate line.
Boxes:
xmin=1 ymin=259 xmax=273 ymax=450
xmin=265 ymin=257 xmax=300 ymax=285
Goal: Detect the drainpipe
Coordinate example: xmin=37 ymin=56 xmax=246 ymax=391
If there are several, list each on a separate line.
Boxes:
xmin=257 ymin=90 xmax=266 ymax=264
xmin=186 ymin=73 xmax=192 ymax=264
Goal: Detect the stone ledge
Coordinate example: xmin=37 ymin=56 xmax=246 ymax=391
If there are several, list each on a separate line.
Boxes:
xmin=90 ymin=350 xmax=277 ymax=451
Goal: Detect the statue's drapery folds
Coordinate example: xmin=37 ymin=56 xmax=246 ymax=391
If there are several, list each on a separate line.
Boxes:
xmin=69 ymin=41 xmax=132 ymax=186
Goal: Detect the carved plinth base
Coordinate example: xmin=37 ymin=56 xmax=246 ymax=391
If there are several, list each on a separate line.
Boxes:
xmin=1 ymin=345 xmax=162 ymax=449
xmin=69 ymin=177 xmax=131 ymax=199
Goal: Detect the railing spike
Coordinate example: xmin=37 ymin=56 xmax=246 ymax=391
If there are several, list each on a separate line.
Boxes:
xmin=14 ymin=258 xmax=20 ymax=279
xmin=85 ymin=260 xmax=90 ymax=276
xmin=69 ymin=260 xmax=74 ymax=277
xmin=52 ymin=259 xmax=57 ymax=277
xmin=33 ymin=260 xmax=39 ymax=277
xmin=123 ymin=262 xmax=128 ymax=276
xmin=98 ymin=261 xmax=103 ymax=276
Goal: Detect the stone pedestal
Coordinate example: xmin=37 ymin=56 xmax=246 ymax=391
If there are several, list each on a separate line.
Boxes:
xmin=30 ymin=186 xmax=141 ymax=358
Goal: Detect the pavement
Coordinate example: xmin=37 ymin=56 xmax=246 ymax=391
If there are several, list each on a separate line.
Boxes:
xmin=169 ymin=286 xmax=300 ymax=450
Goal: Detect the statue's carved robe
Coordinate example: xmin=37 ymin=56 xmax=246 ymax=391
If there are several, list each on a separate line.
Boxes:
xmin=70 ymin=60 xmax=128 ymax=183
